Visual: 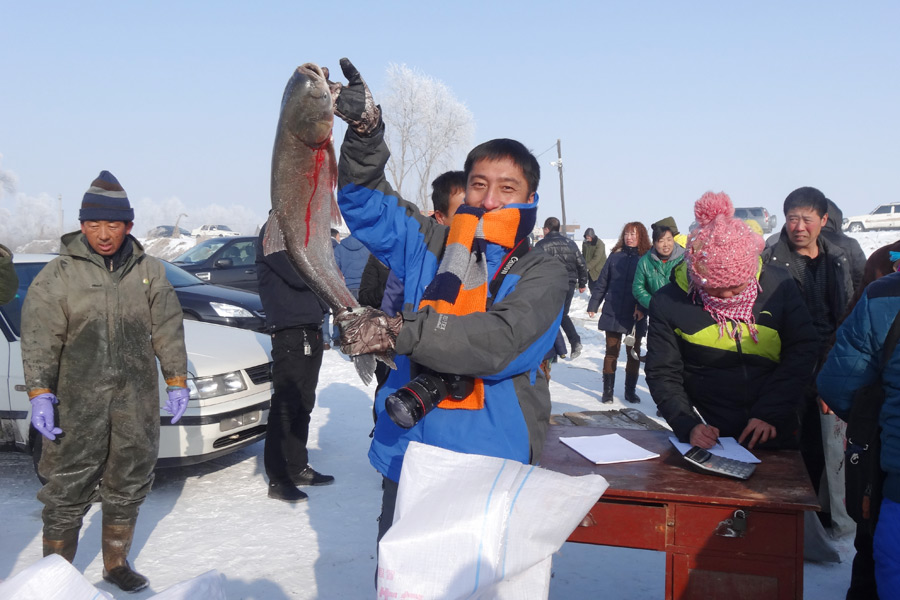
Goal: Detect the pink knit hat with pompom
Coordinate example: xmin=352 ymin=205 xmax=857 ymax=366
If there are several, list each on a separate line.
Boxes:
xmin=686 ymin=191 xmax=764 ymax=289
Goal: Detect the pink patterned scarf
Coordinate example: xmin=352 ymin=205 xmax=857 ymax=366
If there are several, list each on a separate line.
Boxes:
xmin=695 ymin=281 xmax=761 ymax=343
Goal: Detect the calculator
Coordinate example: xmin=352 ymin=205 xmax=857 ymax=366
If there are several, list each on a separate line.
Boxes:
xmin=683 ymin=446 xmax=757 ymax=480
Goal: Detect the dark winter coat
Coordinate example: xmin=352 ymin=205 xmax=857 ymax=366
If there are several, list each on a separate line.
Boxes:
xmin=582 ymin=229 xmax=607 ymax=282
xmin=821 ymin=199 xmax=866 ymax=292
xmin=587 ymin=245 xmax=647 ymax=336
xmin=645 ymin=260 xmax=819 ymax=444
xmin=358 ymin=254 xmax=390 ymax=309
xmin=818 ymin=272 xmax=900 ymax=503
xmin=761 ymin=229 xmax=854 ymax=344
xmin=534 ymin=231 xmax=588 ymax=289
xmin=0 ymin=244 xmax=17 ymax=305
xmin=334 ymin=235 xmax=371 ymax=293
xmin=256 ymin=221 xmax=328 ymax=331
xmin=632 ymin=244 xmax=685 ymax=310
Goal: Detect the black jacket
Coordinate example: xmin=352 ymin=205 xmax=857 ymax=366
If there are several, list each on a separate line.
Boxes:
xmin=256 ymin=221 xmax=328 ymax=332
xmin=534 ymin=231 xmax=588 ymax=289
xmin=821 ymin=199 xmax=865 ymax=292
xmin=761 ymin=229 xmax=854 ymax=343
xmin=358 ymin=253 xmax=390 ymax=309
xmin=645 ymin=261 xmax=819 ymax=444
xmin=587 ymin=246 xmax=647 ymax=335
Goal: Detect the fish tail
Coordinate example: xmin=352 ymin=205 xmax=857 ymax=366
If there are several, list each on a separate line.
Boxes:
xmin=352 ymin=353 xmax=376 ymax=386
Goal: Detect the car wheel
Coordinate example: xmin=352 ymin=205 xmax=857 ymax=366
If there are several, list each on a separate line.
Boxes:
xmin=848 ymin=222 xmax=865 ymax=233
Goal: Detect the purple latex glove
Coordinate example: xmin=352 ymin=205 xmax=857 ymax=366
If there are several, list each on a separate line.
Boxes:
xmin=165 ymin=386 xmax=190 ymax=424
xmin=30 ymin=392 xmax=63 ymax=441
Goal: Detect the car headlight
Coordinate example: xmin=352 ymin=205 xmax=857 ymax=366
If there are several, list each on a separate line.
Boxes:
xmin=210 ymin=302 xmax=255 ymax=318
xmin=187 ymin=370 xmax=247 ymax=399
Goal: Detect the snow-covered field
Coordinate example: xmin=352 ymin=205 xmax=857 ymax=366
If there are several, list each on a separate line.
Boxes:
xmin=2 ymin=230 xmax=895 ymax=599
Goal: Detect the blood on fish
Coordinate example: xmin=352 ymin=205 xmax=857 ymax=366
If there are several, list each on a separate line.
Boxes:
xmin=303 ymin=146 xmax=326 ymax=247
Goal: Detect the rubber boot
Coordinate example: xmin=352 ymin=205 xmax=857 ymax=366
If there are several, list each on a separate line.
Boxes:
xmin=42 ymin=529 xmax=79 ymax=563
xmin=602 ymin=373 xmax=615 ymax=404
xmin=102 ymin=521 xmax=149 ymax=592
xmin=624 ymin=372 xmax=641 ymax=404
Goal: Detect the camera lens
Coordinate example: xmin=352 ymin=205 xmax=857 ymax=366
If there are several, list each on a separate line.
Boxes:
xmin=385 ymin=373 xmax=448 ymax=429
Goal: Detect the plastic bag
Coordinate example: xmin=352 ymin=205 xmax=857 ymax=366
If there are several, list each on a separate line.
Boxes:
xmin=377 ymin=441 xmax=609 ymax=599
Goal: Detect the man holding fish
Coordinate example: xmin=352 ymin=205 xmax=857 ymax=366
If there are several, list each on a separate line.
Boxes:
xmin=326 ymin=58 xmax=569 ymax=541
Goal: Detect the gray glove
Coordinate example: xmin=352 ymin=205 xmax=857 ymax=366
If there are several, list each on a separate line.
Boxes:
xmin=327 ymin=57 xmax=381 ymax=136
xmin=335 ymin=306 xmax=402 ymax=356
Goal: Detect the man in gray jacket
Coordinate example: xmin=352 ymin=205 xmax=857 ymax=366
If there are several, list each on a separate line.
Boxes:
xmin=22 ymin=171 xmax=188 ymax=592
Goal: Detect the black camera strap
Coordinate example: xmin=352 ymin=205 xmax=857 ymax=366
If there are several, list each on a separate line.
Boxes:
xmin=487 ymin=237 xmax=530 ymax=309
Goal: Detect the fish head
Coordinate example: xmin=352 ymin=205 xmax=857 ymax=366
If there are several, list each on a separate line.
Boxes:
xmin=280 ymin=63 xmax=334 ymax=148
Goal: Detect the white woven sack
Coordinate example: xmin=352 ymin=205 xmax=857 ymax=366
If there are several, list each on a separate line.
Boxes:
xmin=377 ymin=441 xmax=609 ymax=600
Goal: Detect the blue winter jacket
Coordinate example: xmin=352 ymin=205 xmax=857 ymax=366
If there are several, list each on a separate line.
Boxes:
xmin=334 ymin=235 xmax=371 ymax=294
xmin=337 ymin=123 xmax=567 ymax=482
xmin=818 ymin=272 xmax=900 ymax=503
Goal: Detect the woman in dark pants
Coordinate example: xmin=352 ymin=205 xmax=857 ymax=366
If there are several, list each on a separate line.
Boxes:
xmin=587 ymin=222 xmax=650 ymax=403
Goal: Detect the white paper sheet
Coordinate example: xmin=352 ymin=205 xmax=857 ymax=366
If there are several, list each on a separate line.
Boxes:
xmin=668 ymin=436 xmax=761 ymax=463
xmin=560 ymin=433 xmax=659 ymax=464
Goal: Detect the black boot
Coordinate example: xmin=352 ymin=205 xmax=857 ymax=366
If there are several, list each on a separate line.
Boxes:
xmin=624 ymin=372 xmax=641 ymax=403
xmin=102 ymin=521 xmax=149 ymax=592
xmin=602 ymin=373 xmax=615 ymax=404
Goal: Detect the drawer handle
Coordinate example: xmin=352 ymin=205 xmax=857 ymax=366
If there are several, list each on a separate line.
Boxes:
xmin=714 ymin=509 xmax=748 ymax=538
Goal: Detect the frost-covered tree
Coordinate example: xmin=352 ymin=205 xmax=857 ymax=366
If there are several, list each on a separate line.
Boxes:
xmin=380 ymin=64 xmax=474 ymax=212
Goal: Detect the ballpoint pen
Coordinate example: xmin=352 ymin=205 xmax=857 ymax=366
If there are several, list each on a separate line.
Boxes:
xmin=692 ymin=406 xmax=724 ymax=450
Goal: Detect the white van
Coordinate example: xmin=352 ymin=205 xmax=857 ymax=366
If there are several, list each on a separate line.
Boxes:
xmin=0 ymin=255 xmax=271 ymax=472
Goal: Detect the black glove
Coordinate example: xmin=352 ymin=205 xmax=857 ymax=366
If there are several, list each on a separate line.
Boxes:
xmin=335 ymin=306 xmax=402 ymax=356
xmin=327 ymin=57 xmax=381 ymax=136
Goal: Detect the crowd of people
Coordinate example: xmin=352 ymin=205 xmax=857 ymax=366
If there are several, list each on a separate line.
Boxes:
xmin=13 ymin=55 xmax=899 ymax=600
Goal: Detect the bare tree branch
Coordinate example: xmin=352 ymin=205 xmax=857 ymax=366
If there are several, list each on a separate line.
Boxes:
xmin=380 ymin=64 xmax=474 ymax=212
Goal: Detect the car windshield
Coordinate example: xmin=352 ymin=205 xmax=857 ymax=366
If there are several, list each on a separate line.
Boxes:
xmin=163 ymin=261 xmax=206 ymax=288
xmin=0 ymin=261 xmax=52 ymax=337
xmin=173 ymin=239 xmax=230 ymax=264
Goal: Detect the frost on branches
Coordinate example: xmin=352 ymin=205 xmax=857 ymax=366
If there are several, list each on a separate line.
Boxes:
xmin=380 ymin=64 xmax=475 ymax=214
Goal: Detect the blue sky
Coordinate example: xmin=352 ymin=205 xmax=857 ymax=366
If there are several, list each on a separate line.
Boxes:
xmin=2 ymin=1 xmax=898 ymax=238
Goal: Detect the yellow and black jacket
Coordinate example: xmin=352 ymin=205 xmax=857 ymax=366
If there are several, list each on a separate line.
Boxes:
xmin=645 ymin=260 xmax=819 ymax=444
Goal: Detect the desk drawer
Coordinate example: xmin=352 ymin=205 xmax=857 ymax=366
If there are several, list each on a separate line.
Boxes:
xmin=673 ymin=505 xmax=799 ymax=558
xmin=568 ymin=499 xmax=666 ymax=551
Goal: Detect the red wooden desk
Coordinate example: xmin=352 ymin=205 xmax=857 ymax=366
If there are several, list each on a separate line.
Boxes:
xmin=540 ymin=425 xmax=820 ymax=600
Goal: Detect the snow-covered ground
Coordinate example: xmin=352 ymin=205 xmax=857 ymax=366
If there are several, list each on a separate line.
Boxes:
xmin=3 ymin=230 xmax=896 ymax=599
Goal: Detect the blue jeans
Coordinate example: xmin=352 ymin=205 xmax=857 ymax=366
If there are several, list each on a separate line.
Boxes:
xmin=874 ymin=497 xmax=900 ymax=600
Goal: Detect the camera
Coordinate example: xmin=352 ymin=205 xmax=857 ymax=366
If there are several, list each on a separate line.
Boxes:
xmin=385 ymin=370 xmax=475 ymax=429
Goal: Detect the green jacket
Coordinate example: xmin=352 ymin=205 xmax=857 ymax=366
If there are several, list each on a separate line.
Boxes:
xmin=0 ymin=244 xmax=17 ymax=305
xmin=582 ymin=239 xmax=607 ymax=282
xmin=632 ymin=245 xmax=685 ymax=310
xmin=22 ymin=232 xmax=187 ymax=401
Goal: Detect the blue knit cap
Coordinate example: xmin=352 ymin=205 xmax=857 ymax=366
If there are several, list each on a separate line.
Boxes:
xmin=79 ymin=170 xmax=134 ymax=222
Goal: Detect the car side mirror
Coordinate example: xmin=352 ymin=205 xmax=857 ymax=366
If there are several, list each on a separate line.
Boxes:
xmin=214 ymin=258 xmax=234 ymax=268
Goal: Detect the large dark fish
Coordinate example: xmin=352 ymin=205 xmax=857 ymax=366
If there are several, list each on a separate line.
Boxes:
xmin=264 ymin=62 xmax=378 ymax=384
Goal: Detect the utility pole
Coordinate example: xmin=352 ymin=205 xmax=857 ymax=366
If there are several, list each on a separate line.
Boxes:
xmin=553 ymin=139 xmax=567 ymax=233
xmin=58 ymin=194 xmax=64 ymax=236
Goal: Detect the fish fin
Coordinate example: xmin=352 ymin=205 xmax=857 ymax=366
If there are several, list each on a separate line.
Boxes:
xmin=263 ymin=215 xmax=287 ymax=256
xmin=352 ymin=353 xmax=376 ymax=386
xmin=330 ymin=192 xmax=343 ymax=227
xmin=376 ymin=351 xmax=396 ymax=370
